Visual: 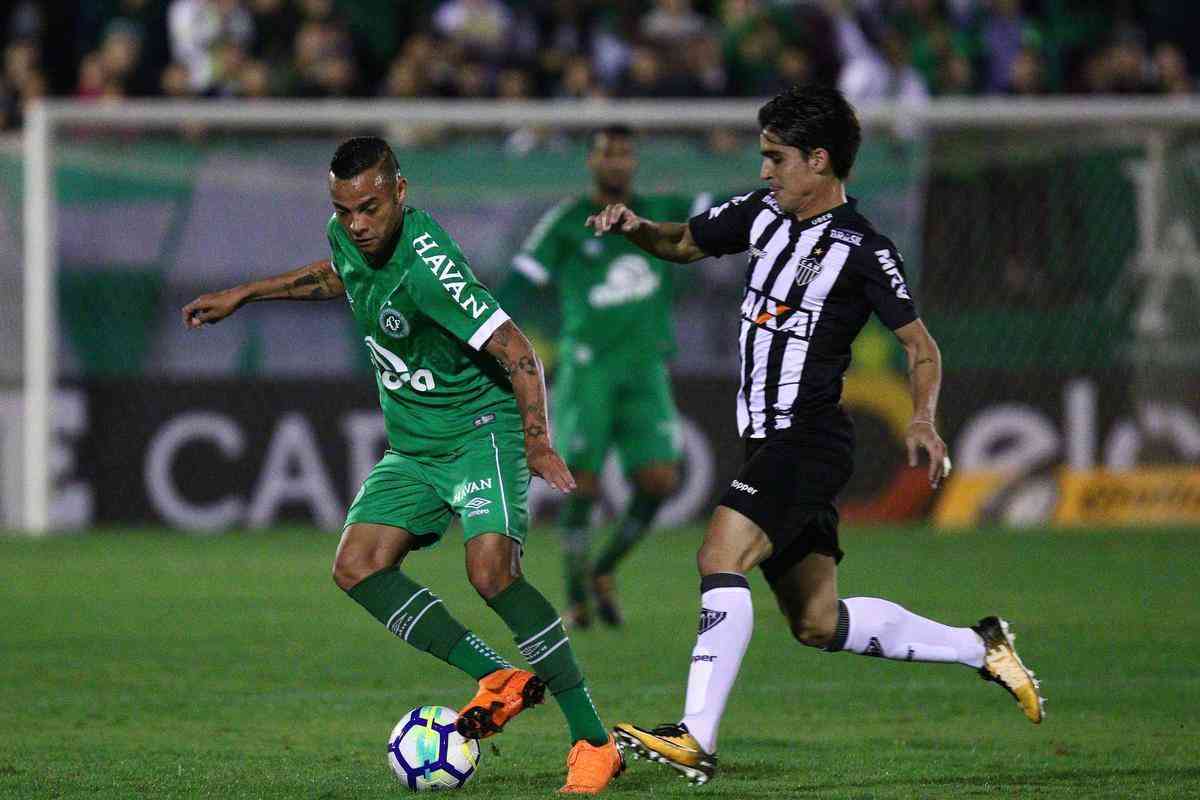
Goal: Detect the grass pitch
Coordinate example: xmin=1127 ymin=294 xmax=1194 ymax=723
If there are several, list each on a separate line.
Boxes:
xmin=1 ymin=524 xmax=1198 ymax=798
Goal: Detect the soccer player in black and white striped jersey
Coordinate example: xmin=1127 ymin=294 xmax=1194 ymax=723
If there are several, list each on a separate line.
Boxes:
xmin=586 ymin=85 xmax=1045 ymax=785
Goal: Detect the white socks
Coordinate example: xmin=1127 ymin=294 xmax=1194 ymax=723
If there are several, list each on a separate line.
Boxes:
xmin=839 ymin=597 xmax=985 ymax=667
xmin=680 ymin=573 xmax=753 ymax=755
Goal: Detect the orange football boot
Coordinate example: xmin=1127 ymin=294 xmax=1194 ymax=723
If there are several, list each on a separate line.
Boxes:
xmin=558 ymin=734 xmax=624 ymax=794
xmin=456 ymin=667 xmax=546 ymax=739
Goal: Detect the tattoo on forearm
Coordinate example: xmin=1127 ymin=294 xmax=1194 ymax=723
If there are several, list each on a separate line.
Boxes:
xmin=516 ymin=355 xmax=538 ymax=376
xmin=524 ymin=423 xmax=546 ymax=440
xmin=286 ymin=265 xmax=338 ymax=299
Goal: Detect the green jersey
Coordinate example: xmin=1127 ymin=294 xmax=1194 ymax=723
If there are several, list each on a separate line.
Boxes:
xmin=328 ymin=208 xmax=518 ymax=457
xmin=512 ymin=193 xmax=702 ymax=363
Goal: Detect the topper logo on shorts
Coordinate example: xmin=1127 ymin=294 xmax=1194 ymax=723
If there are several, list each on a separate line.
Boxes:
xmin=730 ymin=480 xmax=758 ymax=495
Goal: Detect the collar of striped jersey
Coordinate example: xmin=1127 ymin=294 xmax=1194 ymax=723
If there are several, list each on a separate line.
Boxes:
xmin=788 ymin=195 xmax=858 ymax=227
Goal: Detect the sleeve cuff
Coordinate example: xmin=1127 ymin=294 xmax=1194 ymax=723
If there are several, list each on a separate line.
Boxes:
xmin=468 ymin=307 xmax=511 ymax=351
xmin=512 ymin=254 xmax=550 ymax=286
xmin=687 ymin=215 xmax=718 ymax=257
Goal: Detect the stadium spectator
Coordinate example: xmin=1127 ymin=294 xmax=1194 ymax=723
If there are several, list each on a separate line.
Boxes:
xmin=555 ymin=53 xmax=606 ymax=99
xmin=935 ymin=50 xmax=976 ymax=95
xmin=980 ymin=0 xmax=1039 ymax=94
xmin=433 ymin=0 xmax=514 ymax=57
xmin=684 ymin=32 xmax=730 ymax=97
xmin=0 ymin=0 xmax=1195 ymax=130
xmin=1153 ymin=42 xmax=1193 ymax=95
xmin=167 ymin=0 xmax=255 ymax=93
xmin=247 ymin=0 xmax=298 ymax=68
xmin=839 ymin=25 xmax=930 ymax=106
xmin=722 ymin=6 xmax=782 ymax=95
xmin=1007 ymin=46 xmax=1045 ymax=95
xmin=160 ymin=61 xmax=195 ymax=97
xmin=1 ymin=37 xmax=43 ymax=128
xmin=620 ymin=44 xmax=666 ymax=97
xmin=639 ymin=0 xmax=706 ymax=46
xmin=75 ymin=53 xmax=108 ymax=100
xmin=289 ymin=17 xmax=358 ymax=97
xmin=95 ymin=19 xmax=154 ymax=95
xmin=380 ymin=56 xmax=429 ymax=98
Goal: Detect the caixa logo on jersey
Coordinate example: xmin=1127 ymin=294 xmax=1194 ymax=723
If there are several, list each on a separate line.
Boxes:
xmin=365 ymin=336 xmax=435 ymax=392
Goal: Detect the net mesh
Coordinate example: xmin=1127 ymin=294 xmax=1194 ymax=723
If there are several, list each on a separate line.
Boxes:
xmin=4 ymin=111 xmax=1199 ymax=530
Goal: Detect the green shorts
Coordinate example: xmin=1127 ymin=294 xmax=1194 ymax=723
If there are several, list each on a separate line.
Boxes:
xmin=344 ymin=429 xmax=530 ymax=548
xmin=552 ymin=350 xmax=681 ymax=475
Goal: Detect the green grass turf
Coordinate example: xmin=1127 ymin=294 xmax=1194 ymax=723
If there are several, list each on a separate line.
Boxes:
xmin=1 ymin=525 xmax=1198 ymax=798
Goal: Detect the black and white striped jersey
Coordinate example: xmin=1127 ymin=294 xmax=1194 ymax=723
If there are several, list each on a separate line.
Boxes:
xmin=688 ymin=189 xmax=918 ymax=439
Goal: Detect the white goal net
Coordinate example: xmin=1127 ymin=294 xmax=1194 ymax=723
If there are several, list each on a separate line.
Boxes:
xmin=6 ymin=98 xmax=1200 ymax=534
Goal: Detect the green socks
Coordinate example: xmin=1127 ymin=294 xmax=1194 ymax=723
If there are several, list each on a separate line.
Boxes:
xmin=488 ymin=577 xmax=608 ymax=745
xmin=558 ymin=496 xmax=593 ymax=606
xmin=346 ymin=566 xmax=509 ymax=680
xmin=593 ymin=491 xmax=663 ymax=577
xmin=346 ymin=567 xmax=608 ymax=745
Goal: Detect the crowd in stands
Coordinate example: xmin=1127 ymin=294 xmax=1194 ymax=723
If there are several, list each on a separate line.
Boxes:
xmin=1 ymin=0 xmax=1196 ymax=131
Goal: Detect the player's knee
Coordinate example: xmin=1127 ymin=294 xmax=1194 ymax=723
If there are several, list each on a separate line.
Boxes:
xmin=466 ymin=561 xmax=516 ymax=600
xmin=788 ymin=609 xmax=837 ymax=649
xmin=332 ymin=548 xmax=387 ymax=592
xmin=696 ymin=541 xmax=752 ymax=576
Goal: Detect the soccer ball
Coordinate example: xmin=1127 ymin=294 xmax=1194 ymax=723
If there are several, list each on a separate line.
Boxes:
xmin=387 ymin=705 xmax=481 ymax=791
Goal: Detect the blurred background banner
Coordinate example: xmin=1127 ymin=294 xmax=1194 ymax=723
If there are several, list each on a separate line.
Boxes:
xmin=1 ymin=0 xmax=1198 ymax=533
xmin=3 ymin=109 xmax=1199 ymax=532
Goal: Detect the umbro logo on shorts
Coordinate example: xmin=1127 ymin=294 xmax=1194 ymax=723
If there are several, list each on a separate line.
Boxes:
xmin=730 ymin=480 xmax=758 ymax=495
xmin=464 ymin=496 xmax=492 ymax=518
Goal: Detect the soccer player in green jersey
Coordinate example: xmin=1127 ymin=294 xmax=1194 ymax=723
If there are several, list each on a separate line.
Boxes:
xmin=507 ymin=125 xmax=705 ymax=629
xmin=181 ymin=137 xmax=622 ymax=794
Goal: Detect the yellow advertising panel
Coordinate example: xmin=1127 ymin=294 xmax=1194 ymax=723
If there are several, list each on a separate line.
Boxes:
xmin=1055 ymin=468 xmax=1200 ymax=525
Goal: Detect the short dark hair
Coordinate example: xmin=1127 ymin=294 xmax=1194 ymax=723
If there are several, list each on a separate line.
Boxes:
xmin=757 ymin=84 xmax=861 ymax=180
xmin=330 ymin=136 xmax=399 ymax=181
xmin=590 ymin=124 xmax=634 ymax=150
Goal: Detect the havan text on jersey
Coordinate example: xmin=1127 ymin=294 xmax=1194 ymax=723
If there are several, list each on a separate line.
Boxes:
xmin=412 ymin=232 xmax=492 ymax=318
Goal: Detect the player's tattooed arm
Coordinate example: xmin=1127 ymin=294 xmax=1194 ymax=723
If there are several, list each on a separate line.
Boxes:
xmin=182 ymin=259 xmax=345 ymax=328
xmin=484 ymin=320 xmax=576 ymax=493
xmin=585 ymin=204 xmax=708 ymax=263
xmin=894 ymin=318 xmax=950 ymax=488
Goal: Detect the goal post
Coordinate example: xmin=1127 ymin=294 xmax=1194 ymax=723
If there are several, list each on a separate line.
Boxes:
xmin=13 ymin=97 xmax=1200 ymax=534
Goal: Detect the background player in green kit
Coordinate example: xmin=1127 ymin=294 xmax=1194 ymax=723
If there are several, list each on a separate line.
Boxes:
xmin=507 ymin=126 xmax=708 ymax=629
xmin=181 ymin=137 xmax=622 ymax=795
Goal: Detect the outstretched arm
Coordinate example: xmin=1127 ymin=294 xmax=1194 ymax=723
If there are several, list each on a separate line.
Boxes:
xmin=585 ymin=203 xmax=708 ymax=263
xmin=484 ymin=319 xmax=576 ymax=493
xmin=894 ymin=318 xmax=950 ymax=488
xmin=182 ymin=259 xmax=344 ymax=329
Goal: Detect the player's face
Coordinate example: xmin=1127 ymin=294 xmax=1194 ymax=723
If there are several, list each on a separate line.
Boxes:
xmin=759 ymin=131 xmax=825 ymax=215
xmin=329 ymin=164 xmax=407 ymax=259
xmin=588 ymin=134 xmax=637 ymax=195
